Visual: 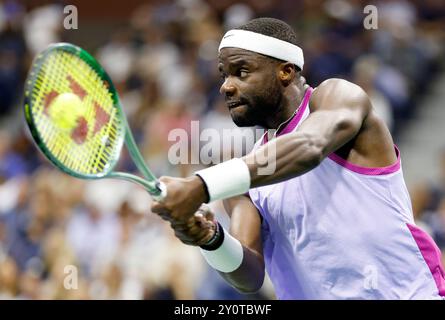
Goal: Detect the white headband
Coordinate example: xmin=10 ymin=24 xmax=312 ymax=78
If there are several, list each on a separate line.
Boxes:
xmin=219 ymin=29 xmax=304 ymax=70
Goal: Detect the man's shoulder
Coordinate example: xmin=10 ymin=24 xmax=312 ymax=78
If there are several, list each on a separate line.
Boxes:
xmin=311 ymin=78 xmax=371 ymax=112
xmin=313 ymin=78 xmax=362 ymax=93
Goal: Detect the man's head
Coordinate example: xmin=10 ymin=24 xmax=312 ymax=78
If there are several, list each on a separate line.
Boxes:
xmin=218 ymin=17 xmax=303 ymax=127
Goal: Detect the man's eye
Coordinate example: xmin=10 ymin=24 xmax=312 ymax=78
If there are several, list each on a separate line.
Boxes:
xmin=240 ymin=70 xmax=248 ymax=78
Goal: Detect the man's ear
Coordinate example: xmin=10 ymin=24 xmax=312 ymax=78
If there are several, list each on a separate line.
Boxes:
xmin=278 ymin=62 xmax=296 ymax=87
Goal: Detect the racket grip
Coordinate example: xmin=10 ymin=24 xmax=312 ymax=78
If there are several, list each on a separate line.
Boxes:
xmin=152 ymin=181 xmax=167 ymax=201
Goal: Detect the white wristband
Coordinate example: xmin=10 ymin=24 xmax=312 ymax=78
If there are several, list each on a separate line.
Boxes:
xmin=195 ymin=158 xmax=250 ymax=203
xmin=200 ymin=226 xmax=244 ymax=273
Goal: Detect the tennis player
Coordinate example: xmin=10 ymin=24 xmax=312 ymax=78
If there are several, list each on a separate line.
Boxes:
xmin=151 ymin=18 xmax=445 ymax=299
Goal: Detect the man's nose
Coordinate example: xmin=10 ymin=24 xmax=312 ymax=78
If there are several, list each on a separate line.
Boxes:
xmin=220 ymin=77 xmax=236 ymax=96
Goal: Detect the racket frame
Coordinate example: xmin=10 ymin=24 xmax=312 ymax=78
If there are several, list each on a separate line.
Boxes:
xmin=24 ymin=43 xmax=164 ymax=199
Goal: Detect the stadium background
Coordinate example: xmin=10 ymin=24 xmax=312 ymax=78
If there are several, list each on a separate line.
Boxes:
xmin=0 ymin=0 xmax=444 ymax=299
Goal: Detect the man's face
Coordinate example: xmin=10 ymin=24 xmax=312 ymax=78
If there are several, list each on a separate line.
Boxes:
xmin=218 ymin=48 xmax=282 ymax=127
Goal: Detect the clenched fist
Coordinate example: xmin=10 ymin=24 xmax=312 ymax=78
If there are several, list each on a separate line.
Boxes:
xmin=161 ymin=204 xmax=217 ymax=246
xmin=151 ymin=175 xmax=209 ymax=223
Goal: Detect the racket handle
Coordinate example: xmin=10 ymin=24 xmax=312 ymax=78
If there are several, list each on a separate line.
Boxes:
xmin=152 ymin=181 xmax=167 ymax=201
xmin=108 ymin=172 xmax=166 ymax=201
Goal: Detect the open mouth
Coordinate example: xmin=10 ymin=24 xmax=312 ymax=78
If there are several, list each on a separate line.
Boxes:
xmin=227 ymin=102 xmax=245 ymax=109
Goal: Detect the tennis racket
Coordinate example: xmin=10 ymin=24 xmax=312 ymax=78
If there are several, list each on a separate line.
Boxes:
xmin=23 ymin=42 xmax=166 ymax=201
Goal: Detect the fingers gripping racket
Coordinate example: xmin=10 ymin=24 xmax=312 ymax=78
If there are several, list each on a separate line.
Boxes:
xmin=23 ymin=43 xmax=166 ymax=201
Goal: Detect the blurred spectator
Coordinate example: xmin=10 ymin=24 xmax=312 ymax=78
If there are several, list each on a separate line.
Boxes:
xmin=23 ymin=3 xmax=62 ymax=55
xmin=97 ymin=29 xmax=135 ymax=86
xmin=425 ymin=198 xmax=445 ymax=250
xmin=0 ymin=0 xmax=27 ymax=116
xmin=0 ymin=130 xmax=27 ymax=181
xmin=66 ymin=202 xmax=120 ymax=277
xmin=418 ymin=149 xmax=445 ymax=216
xmin=223 ymin=3 xmax=254 ymax=30
xmin=1 ymin=176 xmax=43 ymax=272
xmin=0 ymin=255 xmax=19 ymax=299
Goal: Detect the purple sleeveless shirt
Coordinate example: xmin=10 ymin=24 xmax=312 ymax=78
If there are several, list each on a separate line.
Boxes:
xmin=248 ymin=88 xmax=445 ymax=299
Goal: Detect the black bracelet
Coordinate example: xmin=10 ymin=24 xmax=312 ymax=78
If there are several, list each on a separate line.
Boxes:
xmin=200 ymin=222 xmax=225 ymax=251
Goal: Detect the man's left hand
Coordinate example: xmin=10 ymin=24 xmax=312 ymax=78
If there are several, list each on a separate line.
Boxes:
xmin=151 ymin=175 xmax=209 ymax=223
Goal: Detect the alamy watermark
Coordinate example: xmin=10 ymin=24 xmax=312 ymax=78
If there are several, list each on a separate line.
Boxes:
xmin=363 ymin=264 xmax=379 ymax=290
xmin=64 ymin=265 xmax=78 ymax=290
xmin=168 ymin=121 xmax=276 ymax=175
xmin=61 ymin=4 xmax=378 ymax=34
xmin=363 ymin=5 xmax=378 ymax=30
xmin=63 ymin=5 xmax=78 ymax=30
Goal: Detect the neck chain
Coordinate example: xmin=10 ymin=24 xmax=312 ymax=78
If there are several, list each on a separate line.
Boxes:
xmin=267 ymin=91 xmax=305 ymax=140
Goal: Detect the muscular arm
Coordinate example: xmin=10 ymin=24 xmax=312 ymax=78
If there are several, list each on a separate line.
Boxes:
xmin=219 ymin=195 xmax=264 ymax=293
xmin=245 ymin=79 xmax=371 ymax=187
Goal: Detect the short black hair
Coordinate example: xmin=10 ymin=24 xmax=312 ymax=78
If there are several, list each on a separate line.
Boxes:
xmin=235 ymin=17 xmax=300 ymax=70
xmin=236 ymin=17 xmax=299 ymax=47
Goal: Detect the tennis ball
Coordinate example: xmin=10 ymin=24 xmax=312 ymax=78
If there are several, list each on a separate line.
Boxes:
xmin=48 ymin=93 xmax=85 ymax=131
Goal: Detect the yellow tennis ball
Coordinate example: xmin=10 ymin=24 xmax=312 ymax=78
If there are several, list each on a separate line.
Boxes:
xmin=48 ymin=93 xmax=85 ymax=131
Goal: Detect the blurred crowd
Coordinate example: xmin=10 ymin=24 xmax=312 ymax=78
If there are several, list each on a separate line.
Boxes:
xmin=0 ymin=0 xmax=445 ymax=299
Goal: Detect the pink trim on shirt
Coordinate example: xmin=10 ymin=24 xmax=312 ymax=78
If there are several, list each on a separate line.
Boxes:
xmin=258 ymin=86 xmax=400 ymax=176
xmin=327 ymin=145 xmax=401 ymax=176
xmin=407 ymin=223 xmax=445 ymax=297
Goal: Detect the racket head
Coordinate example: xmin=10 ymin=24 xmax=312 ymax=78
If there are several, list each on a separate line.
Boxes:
xmin=24 ymin=43 xmax=126 ymax=179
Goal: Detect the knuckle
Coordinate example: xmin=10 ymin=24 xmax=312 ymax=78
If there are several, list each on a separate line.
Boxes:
xmin=159 ymin=176 xmax=172 ymax=183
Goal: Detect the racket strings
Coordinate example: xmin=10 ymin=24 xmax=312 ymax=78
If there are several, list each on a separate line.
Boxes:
xmin=35 ymin=52 xmax=94 ymax=172
xmin=30 ymin=50 xmax=123 ymax=176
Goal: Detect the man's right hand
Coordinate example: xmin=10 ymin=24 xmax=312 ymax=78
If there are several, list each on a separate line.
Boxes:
xmin=157 ymin=204 xmax=217 ymax=246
